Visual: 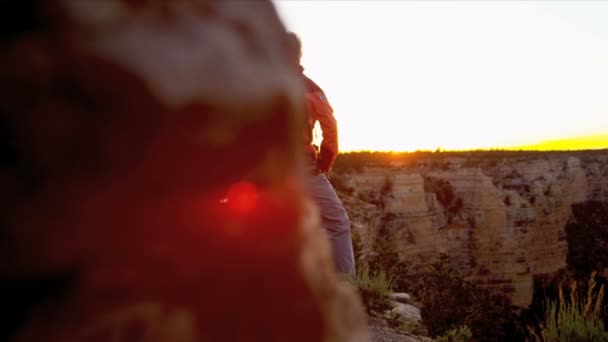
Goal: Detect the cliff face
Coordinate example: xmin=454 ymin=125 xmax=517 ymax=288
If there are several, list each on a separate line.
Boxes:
xmin=343 ymin=153 xmax=608 ymax=307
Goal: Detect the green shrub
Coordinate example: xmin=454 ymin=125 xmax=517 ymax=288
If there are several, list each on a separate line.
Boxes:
xmin=529 ymin=272 xmax=608 ymax=341
xmin=368 ymin=213 xmax=411 ymax=292
xmin=355 ymin=265 xmax=394 ymax=315
xmin=384 ymin=311 xmax=427 ymax=336
xmin=435 ymin=325 xmax=472 ymax=342
xmin=413 ymin=255 xmax=470 ymax=337
xmin=368 ymin=236 xmax=410 ymax=292
xmin=412 ymin=255 xmax=518 ymax=341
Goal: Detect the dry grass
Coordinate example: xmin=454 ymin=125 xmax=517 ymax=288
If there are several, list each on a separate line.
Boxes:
xmin=353 ymin=265 xmax=394 ymax=315
xmin=529 ymin=272 xmax=608 ymax=341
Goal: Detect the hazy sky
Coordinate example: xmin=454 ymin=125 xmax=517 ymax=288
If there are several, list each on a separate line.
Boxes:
xmin=274 ymin=0 xmax=608 ymax=151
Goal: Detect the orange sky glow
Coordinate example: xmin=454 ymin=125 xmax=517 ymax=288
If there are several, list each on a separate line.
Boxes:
xmin=274 ymin=1 xmax=608 ymax=152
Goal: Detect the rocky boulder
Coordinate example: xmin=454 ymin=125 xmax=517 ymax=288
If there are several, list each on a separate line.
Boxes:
xmin=0 ymin=1 xmax=367 ymax=341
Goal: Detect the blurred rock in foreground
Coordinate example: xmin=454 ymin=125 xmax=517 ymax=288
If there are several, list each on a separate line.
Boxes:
xmin=0 ymin=1 xmax=368 ymax=341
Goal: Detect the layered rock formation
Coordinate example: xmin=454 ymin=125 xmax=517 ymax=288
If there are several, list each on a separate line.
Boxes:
xmin=343 ymin=152 xmax=608 ymax=307
xmin=0 ymin=1 xmax=368 ymax=341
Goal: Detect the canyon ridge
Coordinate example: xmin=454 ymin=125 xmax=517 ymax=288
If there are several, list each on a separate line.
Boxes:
xmin=333 ymin=150 xmax=608 ymax=307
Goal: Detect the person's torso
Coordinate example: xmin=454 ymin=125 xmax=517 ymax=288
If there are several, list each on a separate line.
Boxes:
xmin=301 ymin=74 xmax=333 ymax=160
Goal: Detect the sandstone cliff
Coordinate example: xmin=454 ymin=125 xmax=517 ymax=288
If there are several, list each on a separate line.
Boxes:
xmin=341 ymin=152 xmax=608 ymax=307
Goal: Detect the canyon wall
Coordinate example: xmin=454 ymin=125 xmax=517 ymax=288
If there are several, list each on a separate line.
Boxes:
xmin=343 ymin=153 xmax=608 ymax=307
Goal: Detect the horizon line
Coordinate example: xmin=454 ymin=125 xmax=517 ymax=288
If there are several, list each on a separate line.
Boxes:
xmin=340 ymin=133 xmax=608 ymax=154
xmin=339 ymin=147 xmax=608 ymax=154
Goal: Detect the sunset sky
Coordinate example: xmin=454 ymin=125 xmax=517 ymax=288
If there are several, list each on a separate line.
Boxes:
xmin=274 ymin=0 xmax=608 ymax=152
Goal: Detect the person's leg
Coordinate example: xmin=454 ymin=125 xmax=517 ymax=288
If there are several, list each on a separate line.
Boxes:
xmin=306 ymin=173 xmax=356 ymax=276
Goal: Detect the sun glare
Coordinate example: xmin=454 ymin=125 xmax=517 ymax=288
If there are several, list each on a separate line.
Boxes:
xmin=225 ymin=181 xmax=259 ymax=215
xmin=274 ymin=0 xmax=608 ymax=152
xmin=516 ymin=133 xmax=608 ymax=151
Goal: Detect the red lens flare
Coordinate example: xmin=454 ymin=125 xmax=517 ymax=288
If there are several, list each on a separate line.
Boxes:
xmin=223 ymin=181 xmax=259 ymax=215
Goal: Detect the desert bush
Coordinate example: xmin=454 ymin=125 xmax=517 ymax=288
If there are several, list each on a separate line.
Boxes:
xmin=435 ymin=325 xmax=472 ymax=342
xmin=384 ymin=311 xmax=427 ymax=336
xmin=565 ymin=201 xmax=608 ymax=279
xmin=368 ymin=235 xmax=410 ymax=292
xmin=351 ymin=229 xmax=364 ymax=265
xmin=397 ymin=320 xmax=427 ymax=336
xmin=412 ymin=255 xmax=519 ymax=341
xmin=529 ymin=272 xmax=608 ymax=341
xmin=368 ymin=213 xmax=411 ymax=292
xmin=354 ymin=265 xmax=394 ymax=315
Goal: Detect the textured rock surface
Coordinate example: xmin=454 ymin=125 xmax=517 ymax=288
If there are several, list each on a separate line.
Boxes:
xmin=390 ymin=293 xmax=413 ymax=304
xmin=390 ymin=303 xmax=421 ymax=324
xmin=369 ymin=317 xmax=430 ymax=342
xmin=344 ymin=152 xmax=608 ymax=307
xmin=0 ymin=1 xmax=368 ymax=341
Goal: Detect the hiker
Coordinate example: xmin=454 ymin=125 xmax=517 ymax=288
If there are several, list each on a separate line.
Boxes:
xmin=287 ymin=32 xmax=356 ymax=276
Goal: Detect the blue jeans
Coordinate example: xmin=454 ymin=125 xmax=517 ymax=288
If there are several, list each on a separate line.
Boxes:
xmin=306 ymin=173 xmax=356 ymax=276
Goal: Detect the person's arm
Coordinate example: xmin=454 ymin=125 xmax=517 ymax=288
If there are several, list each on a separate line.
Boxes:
xmin=306 ymin=91 xmax=338 ymax=173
